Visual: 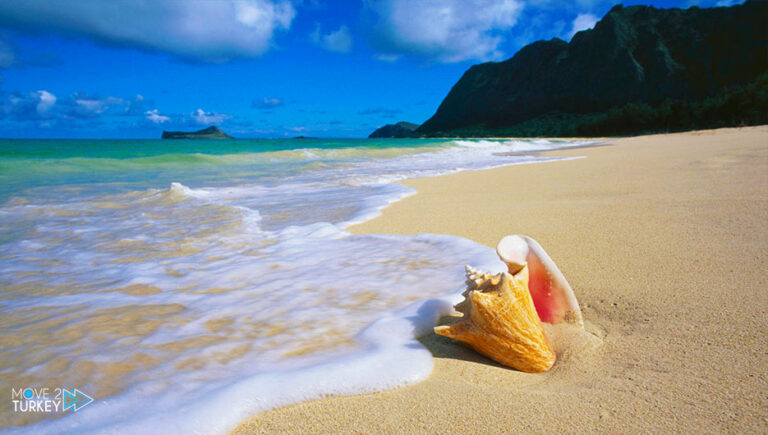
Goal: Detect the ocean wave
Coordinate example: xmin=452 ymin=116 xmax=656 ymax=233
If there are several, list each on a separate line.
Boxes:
xmin=451 ymin=138 xmax=585 ymax=152
xmin=11 ymin=231 xmax=504 ymax=434
xmin=1 ymin=137 xmax=591 ymax=433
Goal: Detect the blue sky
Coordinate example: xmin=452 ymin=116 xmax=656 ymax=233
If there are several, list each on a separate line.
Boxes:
xmin=0 ymin=0 xmax=742 ymax=138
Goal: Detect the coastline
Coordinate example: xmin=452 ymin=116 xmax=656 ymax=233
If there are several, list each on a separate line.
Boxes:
xmin=234 ymin=126 xmax=768 ymax=433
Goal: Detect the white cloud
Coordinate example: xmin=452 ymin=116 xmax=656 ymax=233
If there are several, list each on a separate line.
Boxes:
xmin=68 ymin=94 xmax=143 ymax=118
xmin=253 ymin=97 xmax=284 ymax=109
xmin=35 ymin=90 xmax=56 ymax=115
xmin=73 ymin=96 xmax=124 ymax=116
xmin=1 ymin=91 xmax=147 ymax=122
xmin=191 ymin=109 xmax=232 ymax=125
xmin=364 ymin=0 xmax=523 ymax=62
xmin=1 ymin=89 xmax=57 ymax=120
xmin=311 ymin=25 xmax=353 ymax=53
xmin=145 ymin=109 xmax=170 ymax=124
xmin=685 ymin=0 xmax=744 ymax=8
xmin=0 ymin=0 xmax=296 ymax=62
xmin=532 ymin=0 xmax=611 ymax=10
xmin=568 ymin=13 xmax=599 ymax=39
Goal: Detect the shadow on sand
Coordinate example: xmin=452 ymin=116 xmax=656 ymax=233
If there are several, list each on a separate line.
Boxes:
xmin=415 ymin=314 xmax=509 ymax=370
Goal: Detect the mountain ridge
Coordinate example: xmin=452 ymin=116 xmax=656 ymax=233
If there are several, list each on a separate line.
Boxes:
xmin=416 ymin=0 xmax=768 ymax=137
xmin=369 ymin=121 xmax=420 ymax=138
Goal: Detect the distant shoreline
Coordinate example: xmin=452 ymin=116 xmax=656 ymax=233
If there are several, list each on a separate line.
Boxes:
xmin=0 ymin=126 xmax=757 ymax=141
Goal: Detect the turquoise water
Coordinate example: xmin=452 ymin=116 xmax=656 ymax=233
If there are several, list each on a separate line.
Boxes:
xmin=0 ymin=137 xmax=588 ymax=433
xmin=0 ymin=138 xmax=449 ymax=198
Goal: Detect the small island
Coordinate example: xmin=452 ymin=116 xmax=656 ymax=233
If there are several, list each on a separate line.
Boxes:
xmin=161 ymin=126 xmax=233 ymax=139
xmin=368 ymin=121 xmax=419 ymax=138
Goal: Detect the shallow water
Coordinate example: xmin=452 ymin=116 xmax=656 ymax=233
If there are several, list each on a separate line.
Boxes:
xmin=0 ymin=137 xmax=591 ymax=432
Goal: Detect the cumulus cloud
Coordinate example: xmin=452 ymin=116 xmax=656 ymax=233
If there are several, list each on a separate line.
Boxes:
xmin=568 ymin=13 xmax=599 ymax=39
xmin=191 ymin=109 xmax=232 ymax=125
xmin=35 ymin=90 xmax=56 ymax=115
xmin=145 ymin=109 xmax=170 ymax=124
xmin=0 ymin=90 xmax=55 ymax=120
xmin=65 ymin=93 xmax=145 ymax=118
xmin=531 ymin=0 xmax=611 ymax=10
xmin=364 ymin=0 xmax=523 ymax=62
xmin=123 ymin=94 xmax=146 ymax=116
xmin=252 ymin=97 xmax=284 ymax=109
xmin=70 ymin=95 xmax=127 ymax=117
xmin=0 ymin=90 xmax=145 ymax=121
xmin=311 ymin=25 xmax=353 ymax=53
xmin=0 ymin=0 xmax=296 ymax=62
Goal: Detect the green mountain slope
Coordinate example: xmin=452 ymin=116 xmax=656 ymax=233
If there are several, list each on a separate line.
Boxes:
xmin=417 ymin=0 xmax=768 ymax=137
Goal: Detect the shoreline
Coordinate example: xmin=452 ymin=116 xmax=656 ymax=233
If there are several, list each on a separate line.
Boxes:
xmin=0 ymin=135 xmax=616 ymax=432
xmin=237 ymin=126 xmax=768 ymax=433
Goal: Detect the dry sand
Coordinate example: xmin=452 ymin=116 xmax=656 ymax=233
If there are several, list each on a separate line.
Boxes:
xmin=234 ymin=127 xmax=768 ymax=433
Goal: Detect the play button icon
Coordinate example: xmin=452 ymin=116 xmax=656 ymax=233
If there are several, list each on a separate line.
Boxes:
xmin=63 ymin=388 xmax=94 ymax=412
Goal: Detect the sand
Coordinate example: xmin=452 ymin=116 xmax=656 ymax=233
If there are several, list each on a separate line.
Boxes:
xmin=234 ymin=127 xmax=768 ymax=433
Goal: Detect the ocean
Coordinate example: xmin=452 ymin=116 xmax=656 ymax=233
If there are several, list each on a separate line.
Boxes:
xmin=0 ymin=137 xmax=589 ymax=433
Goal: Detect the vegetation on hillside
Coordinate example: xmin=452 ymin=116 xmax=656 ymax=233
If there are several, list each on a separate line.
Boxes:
xmin=422 ymin=74 xmax=768 ymax=137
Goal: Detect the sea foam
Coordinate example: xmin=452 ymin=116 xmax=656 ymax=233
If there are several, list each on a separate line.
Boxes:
xmin=0 ymin=138 xmax=591 ymax=433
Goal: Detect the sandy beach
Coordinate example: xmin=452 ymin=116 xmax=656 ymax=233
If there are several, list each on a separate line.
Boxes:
xmin=234 ymin=127 xmax=768 ymax=433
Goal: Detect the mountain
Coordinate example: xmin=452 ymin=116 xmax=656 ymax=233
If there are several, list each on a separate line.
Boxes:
xmin=161 ymin=126 xmax=233 ymax=139
xmin=369 ymin=121 xmax=420 ymax=138
xmin=417 ymin=0 xmax=768 ymax=137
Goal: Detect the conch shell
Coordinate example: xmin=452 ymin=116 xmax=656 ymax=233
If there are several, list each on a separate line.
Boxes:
xmin=496 ymin=235 xmax=583 ymax=326
xmin=434 ymin=235 xmax=583 ymax=373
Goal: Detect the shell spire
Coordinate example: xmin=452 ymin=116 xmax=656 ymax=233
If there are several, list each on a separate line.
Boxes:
xmin=435 ymin=235 xmax=582 ymax=372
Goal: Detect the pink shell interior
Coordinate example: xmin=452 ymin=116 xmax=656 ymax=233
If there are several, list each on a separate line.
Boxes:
xmin=497 ymin=235 xmax=582 ymax=325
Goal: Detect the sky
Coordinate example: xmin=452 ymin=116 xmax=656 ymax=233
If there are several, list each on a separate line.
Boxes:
xmin=0 ymin=0 xmax=744 ymax=138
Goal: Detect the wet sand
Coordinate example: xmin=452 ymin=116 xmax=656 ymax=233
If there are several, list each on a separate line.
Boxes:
xmin=234 ymin=127 xmax=768 ymax=433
